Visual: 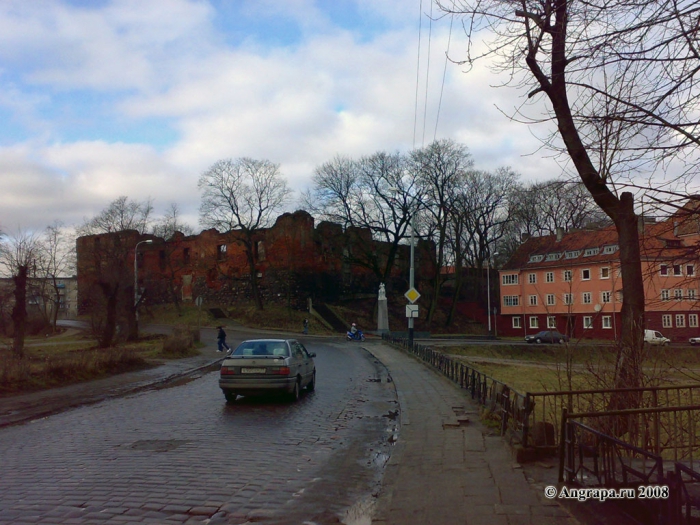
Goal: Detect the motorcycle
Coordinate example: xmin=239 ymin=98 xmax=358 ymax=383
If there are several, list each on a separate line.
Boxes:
xmin=346 ymin=329 xmax=365 ymax=342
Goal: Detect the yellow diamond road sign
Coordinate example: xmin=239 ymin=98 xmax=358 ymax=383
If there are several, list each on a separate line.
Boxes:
xmin=405 ymin=288 xmax=420 ymax=303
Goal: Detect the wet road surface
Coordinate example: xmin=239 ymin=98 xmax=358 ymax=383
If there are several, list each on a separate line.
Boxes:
xmin=0 ymin=340 xmax=398 ymax=525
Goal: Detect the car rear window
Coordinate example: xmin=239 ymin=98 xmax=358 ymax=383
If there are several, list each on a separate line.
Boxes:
xmin=232 ymin=342 xmax=289 ymax=357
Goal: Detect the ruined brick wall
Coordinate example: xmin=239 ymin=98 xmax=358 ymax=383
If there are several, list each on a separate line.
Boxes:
xmin=76 ymin=210 xmax=435 ymax=309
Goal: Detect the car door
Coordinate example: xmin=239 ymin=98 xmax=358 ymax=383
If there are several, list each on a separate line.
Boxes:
xmin=295 ymin=342 xmax=312 ymax=385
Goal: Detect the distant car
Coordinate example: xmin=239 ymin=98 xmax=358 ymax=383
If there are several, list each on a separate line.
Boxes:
xmin=219 ymin=339 xmax=316 ymax=403
xmin=525 ymin=330 xmax=569 ymax=344
xmin=689 ymin=336 xmax=700 ymax=346
xmin=644 ymin=329 xmax=670 ymax=346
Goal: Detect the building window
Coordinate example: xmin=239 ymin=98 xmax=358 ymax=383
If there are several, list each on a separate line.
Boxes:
xmin=674 ymin=264 xmax=682 ymax=276
xmin=660 ymin=264 xmax=668 ymax=276
xmin=563 ymin=270 xmax=572 ymax=282
xmin=546 ymin=253 xmax=563 ymax=261
xmin=662 ymin=314 xmax=672 ymax=328
xmin=183 ymin=247 xmax=191 ymax=264
xmin=688 ymin=289 xmax=697 ymax=300
xmin=617 ymin=290 xmax=623 ymax=302
xmin=529 ymin=255 xmax=544 ymax=263
xmin=583 ymin=316 xmax=593 ymax=329
xmin=582 ymin=292 xmax=592 ymax=304
xmin=602 ymin=245 xmax=618 ymax=254
xmin=676 ymin=314 xmax=686 ymax=328
xmin=529 ymin=316 xmax=539 ymax=329
xmin=601 ymin=291 xmax=611 ymax=303
xmin=503 ymin=295 xmax=520 ymax=306
xmin=257 ymin=241 xmax=266 ymax=261
xmin=565 ymin=250 xmax=581 ymax=259
xmin=690 ymin=314 xmax=699 ymax=328
xmin=529 ymin=295 xmax=538 ymax=306
xmin=584 ymin=248 xmax=599 ymax=257
xmin=512 ymin=317 xmax=522 ymax=328
xmin=217 ymin=244 xmax=227 ymax=261
xmin=600 ymin=267 xmax=610 ymax=279
xmin=546 ymin=272 xmax=554 ymax=283
xmin=602 ymin=316 xmax=612 ymax=329
xmin=564 ymin=293 xmax=574 ymax=305
xmin=547 ymin=316 xmax=557 ymax=329
xmin=674 ymin=289 xmax=682 ymax=300
xmin=661 ymin=289 xmax=670 ymax=301
xmin=546 ymin=294 xmax=556 ymax=306
xmin=528 ymin=273 xmax=537 ymax=284
xmin=581 ymin=269 xmax=591 ymax=280
xmin=502 ymin=274 xmax=519 ymax=285
xmin=687 ymin=265 xmax=695 ymax=277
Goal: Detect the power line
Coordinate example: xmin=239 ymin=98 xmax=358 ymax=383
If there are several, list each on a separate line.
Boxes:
xmin=421 ymin=0 xmax=433 ymax=148
xmin=434 ymin=3 xmax=456 ymax=142
xmin=412 ymin=0 xmax=423 ymax=149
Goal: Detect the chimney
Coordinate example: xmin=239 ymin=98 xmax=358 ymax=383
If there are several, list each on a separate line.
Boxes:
xmin=555 ymin=227 xmax=564 ymax=242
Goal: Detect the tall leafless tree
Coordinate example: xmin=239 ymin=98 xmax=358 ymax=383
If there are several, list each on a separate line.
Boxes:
xmin=199 ymin=158 xmax=291 ymax=310
xmin=440 ymin=0 xmax=700 ymax=390
xmin=37 ymin=222 xmax=76 ymax=332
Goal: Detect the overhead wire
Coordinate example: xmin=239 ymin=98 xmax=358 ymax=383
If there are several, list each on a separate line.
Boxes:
xmin=421 ymin=0 xmax=433 ymax=147
xmin=434 ymin=2 xmax=456 ymax=142
xmin=412 ymin=0 xmax=424 ymax=149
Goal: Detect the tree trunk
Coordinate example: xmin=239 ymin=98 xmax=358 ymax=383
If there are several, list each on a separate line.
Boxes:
xmin=245 ymin=237 xmax=263 ymax=311
xmin=11 ymin=265 xmax=28 ymax=359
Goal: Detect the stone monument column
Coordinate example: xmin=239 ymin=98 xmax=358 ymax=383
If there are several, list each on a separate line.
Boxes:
xmin=377 ymin=283 xmax=389 ymax=335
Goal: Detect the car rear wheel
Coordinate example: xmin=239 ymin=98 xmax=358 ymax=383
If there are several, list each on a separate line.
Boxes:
xmin=289 ymin=379 xmax=301 ymax=402
xmin=224 ymin=390 xmax=237 ymax=403
xmin=307 ymin=371 xmax=316 ymax=392
xmin=536 ymin=338 xmax=543 ymax=344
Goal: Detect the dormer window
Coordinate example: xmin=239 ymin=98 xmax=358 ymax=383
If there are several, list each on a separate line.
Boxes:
xmin=565 ymin=250 xmax=581 ymax=259
xmin=666 ymin=239 xmax=682 ymax=248
xmin=529 ymin=255 xmax=544 ymax=263
xmin=584 ymin=248 xmax=600 ymax=257
xmin=602 ymin=245 xmax=618 ymax=254
xmin=545 ymin=253 xmax=562 ymax=261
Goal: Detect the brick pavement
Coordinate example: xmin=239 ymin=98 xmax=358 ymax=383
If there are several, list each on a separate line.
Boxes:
xmin=365 ymin=341 xmax=579 ymax=525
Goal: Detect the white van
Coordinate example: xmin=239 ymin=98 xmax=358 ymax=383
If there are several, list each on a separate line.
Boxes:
xmin=645 ymin=329 xmax=670 ymax=346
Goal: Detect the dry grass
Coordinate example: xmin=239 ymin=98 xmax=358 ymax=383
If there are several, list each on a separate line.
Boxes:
xmin=225 ymin=303 xmax=335 ymax=334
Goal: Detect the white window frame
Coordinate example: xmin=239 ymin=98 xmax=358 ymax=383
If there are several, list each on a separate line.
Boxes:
xmin=660 ymin=264 xmax=669 ymax=276
xmin=601 ymin=291 xmax=611 ymax=304
xmin=564 ymin=293 xmax=574 ymax=305
xmin=546 ymin=294 xmax=556 ymax=306
xmin=688 ymin=289 xmax=697 ymax=300
xmin=547 ymin=316 xmax=557 ymax=329
xmin=583 ymin=316 xmax=593 ymax=329
xmin=563 ymin=270 xmax=572 ymax=282
xmin=512 ymin=316 xmax=522 ymax=329
xmin=676 ymin=314 xmax=686 ymax=328
xmin=529 ymin=295 xmax=538 ymax=306
xmin=582 ymin=292 xmax=592 ymax=304
xmin=546 ymin=272 xmax=554 ymax=283
xmin=503 ymin=295 xmax=520 ymax=307
xmin=674 ymin=264 xmax=683 ymax=276
xmin=690 ymin=314 xmax=699 ymax=328
xmin=662 ymin=314 xmax=672 ymax=328
xmin=528 ymin=273 xmax=537 ymax=284
xmin=687 ymin=265 xmax=695 ymax=277
xmin=674 ymin=289 xmax=683 ymax=300
xmin=661 ymin=289 xmax=670 ymax=301
xmin=600 ymin=267 xmax=610 ymax=279
xmin=529 ymin=316 xmax=539 ymax=329
xmin=502 ymin=274 xmax=519 ymax=285
xmin=584 ymin=248 xmax=599 ymax=257
xmin=602 ymin=316 xmax=612 ymax=329
xmin=581 ymin=269 xmax=591 ymax=281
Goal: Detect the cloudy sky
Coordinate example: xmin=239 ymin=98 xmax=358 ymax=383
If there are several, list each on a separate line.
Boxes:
xmin=0 ymin=0 xmax=557 ymax=234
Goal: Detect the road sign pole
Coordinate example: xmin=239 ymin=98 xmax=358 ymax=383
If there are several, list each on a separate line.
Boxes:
xmin=408 ymin=217 xmax=415 ymax=348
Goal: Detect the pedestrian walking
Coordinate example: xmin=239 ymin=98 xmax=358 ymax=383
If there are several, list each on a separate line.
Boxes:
xmin=217 ymin=325 xmax=230 ymax=352
xmin=302 ymin=318 xmax=309 ymax=335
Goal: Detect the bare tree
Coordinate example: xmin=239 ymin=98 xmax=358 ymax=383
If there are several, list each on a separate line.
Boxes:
xmin=413 ymin=139 xmax=473 ymax=323
xmin=152 ymin=203 xmax=194 ymax=240
xmin=198 ymin=158 xmax=291 ymax=310
xmin=0 ymin=229 xmax=43 ymax=358
xmin=304 ymin=152 xmax=421 ymax=287
xmin=440 ymin=0 xmax=700 ymax=390
xmin=78 ymin=196 xmax=153 ymax=236
xmin=37 ymin=222 xmax=76 ymax=332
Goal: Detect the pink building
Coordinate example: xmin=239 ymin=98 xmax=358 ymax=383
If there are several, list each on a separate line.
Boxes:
xmin=498 ymin=202 xmax=700 ymax=342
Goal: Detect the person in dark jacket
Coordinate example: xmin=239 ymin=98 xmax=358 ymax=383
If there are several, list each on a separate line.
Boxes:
xmin=217 ymin=326 xmax=230 ymax=352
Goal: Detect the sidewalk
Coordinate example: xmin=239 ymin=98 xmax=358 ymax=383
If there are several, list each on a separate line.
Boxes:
xmin=364 ymin=341 xmax=579 ymax=525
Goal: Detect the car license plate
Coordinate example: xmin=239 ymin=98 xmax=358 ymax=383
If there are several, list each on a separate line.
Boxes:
xmin=241 ymin=368 xmax=266 ymax=374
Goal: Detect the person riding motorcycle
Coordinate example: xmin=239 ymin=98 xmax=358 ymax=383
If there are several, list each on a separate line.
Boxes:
xmin=350 ymin=323 xmax=358 ymax=335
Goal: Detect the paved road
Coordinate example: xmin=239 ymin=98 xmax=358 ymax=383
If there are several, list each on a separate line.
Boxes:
xmin=0 ymin=340 xmax=397 ymax=525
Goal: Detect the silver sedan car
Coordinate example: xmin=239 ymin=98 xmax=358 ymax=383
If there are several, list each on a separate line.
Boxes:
xmin=219 ymin=339 xmax=316 ymax=403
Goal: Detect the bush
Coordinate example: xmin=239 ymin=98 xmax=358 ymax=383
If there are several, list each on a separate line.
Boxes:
xmin=160 ymin=327 xmax=200 ymax=358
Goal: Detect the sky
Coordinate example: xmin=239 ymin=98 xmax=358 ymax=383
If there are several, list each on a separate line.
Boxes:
xmin=0 ymin=0 xmax=558 ymax=234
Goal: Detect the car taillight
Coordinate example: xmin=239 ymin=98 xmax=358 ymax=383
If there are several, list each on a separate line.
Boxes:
xmin=220 ymin=366 xmax=235 ymax=375
xmin=270 ymin=367 xmax=290 ymax=376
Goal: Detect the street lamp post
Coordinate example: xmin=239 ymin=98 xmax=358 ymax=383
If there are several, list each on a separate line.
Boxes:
xmin=487 ymin=251 xmax=499 ymax=337
xmin=408 ymin=214 xmax=415 ymax=348
xmin=134 ymin=239 xmax=153 ymax=322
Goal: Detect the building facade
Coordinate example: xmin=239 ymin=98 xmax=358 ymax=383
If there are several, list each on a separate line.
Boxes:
xmin=498 ymin=202 xmax=700 ymax=342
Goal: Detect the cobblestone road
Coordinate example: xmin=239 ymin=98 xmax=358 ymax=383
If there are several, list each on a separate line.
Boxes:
xmin=0 ymin=341 xmax=398 ymax=525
